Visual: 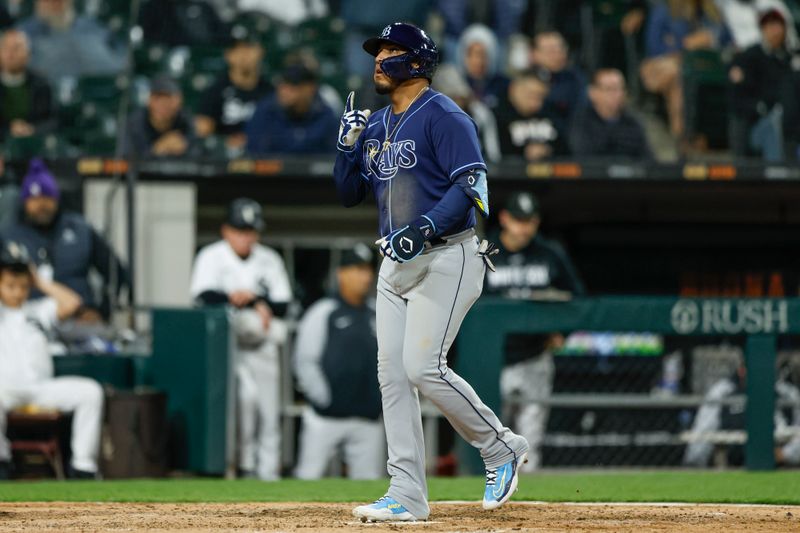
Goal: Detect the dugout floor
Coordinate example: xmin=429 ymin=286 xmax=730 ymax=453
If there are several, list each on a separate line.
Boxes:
xmin=0 ymin=502 xmax=797 ymax=532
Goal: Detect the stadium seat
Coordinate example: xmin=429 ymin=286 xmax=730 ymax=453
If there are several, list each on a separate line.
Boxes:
xmin=2 ymin=134 xmax=45 ymax=160
xmin=133 ymin=43 xmax=170 ymax=77
xmin=682 ymin=49 xmax=729 ymax=149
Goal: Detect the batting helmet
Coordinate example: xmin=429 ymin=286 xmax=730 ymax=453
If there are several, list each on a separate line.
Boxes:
xmin=363 ymin=22 xmax=439 ymax=81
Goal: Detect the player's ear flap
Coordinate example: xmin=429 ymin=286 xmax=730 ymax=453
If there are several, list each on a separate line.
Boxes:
xmin=345 ymin=91 xmax=354 ymax=113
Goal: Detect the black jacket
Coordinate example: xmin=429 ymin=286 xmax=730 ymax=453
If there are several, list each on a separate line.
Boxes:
xmin=0 ymin=70 xmax=55 ymax=141
xmin=0 ymin=209 xmax=129 ymax=317
xmin=570 ymin=104 xmax=652 ymax=160
xmin=730 ymin=43 xmax=800 ymax=133
xmin=493 ymin=99 xmax=570 ymax=160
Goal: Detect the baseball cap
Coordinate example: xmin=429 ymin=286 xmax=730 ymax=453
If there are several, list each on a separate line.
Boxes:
xmin=279 ymin=62 xmax=318 ymax=85
xmin=150 ymin=75 xmax=181 ymax=95
xmin=504 ymin=192 xmax=540 ymax=219
xmin=227 ymin=23 xmax=262 ymax=47
xmin=759 ymin=7 xmax=786 ymax=26
xmin=340 ymin=243 xmax=374 ymax=268
xmin=0 ymin=240 xmax=31 ymax=272
xmin=226 ymin=198 xmax=264 ymax=231
xmin=21 ymin=158 xmax=60 ymax=201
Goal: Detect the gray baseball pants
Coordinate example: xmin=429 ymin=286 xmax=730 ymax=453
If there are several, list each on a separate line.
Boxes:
xmin=376 ymin=229 xmax=529 ymax=520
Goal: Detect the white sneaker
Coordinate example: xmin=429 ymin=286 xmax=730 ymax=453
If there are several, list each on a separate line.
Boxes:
xmin=352 ymin=496 xmax=417 ymax=522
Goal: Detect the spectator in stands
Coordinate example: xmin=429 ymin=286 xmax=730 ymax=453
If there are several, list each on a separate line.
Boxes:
xmin=139 ymin=0 xmax=228 ymax=46
xmin=293 ymin=244 xmax=385 ymax=480
xmin=237 ymin=0 xmax=328 ymax=26
xmin=485 ymin=192 xmax=585 ymax=471
xmin=455 ymin=24 xmax=510 ymax=109
xmin=0 ymin=159 xmax=128 ymax=322
xmin=432 ymin=64 xmax=501 ymax=162
xmin=717 ymin=0 xmax=798 ymax=51
xmin=0 ymin=29 xmax=54 ymax=142
xmin=245 ymin=61 xmax=338 ymax=155
xmin=570 ymin=68 xmax=653 ymax=159
xmin=438 ymin=0 xmax=526 ymax=61
xmin=683 ymin=360 xmax=800 ymax=467
xmin=0 ymin=240 xmax=104 ymax=480
xmin=125 ymin=76 xmax=198 ymax=159
xmin=195 ymin=25 xmax=272 ymax=154
xmin=639 ymin=0 xmax=730 ymax=138
xmin=494 ymin=68 xmax=569 ymax=161
xmin=190 ymin=198 xmax=293 ymax=480
xmin=729 ymin=7 xmax=800 ymax=160
xmin=16 ymin=0 xmax=126 ymax=83
xmin=529 ymin=31 xmax=588 ymax=126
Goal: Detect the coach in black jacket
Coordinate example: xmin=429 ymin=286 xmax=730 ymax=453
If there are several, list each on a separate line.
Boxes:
xmin=570 ymin=68 xmax=652 ymax=160
xmin=0 ymin=29 xmax=55 ymax=142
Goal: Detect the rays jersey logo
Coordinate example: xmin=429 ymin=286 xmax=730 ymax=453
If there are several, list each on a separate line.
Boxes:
xmin=363 ymin=139 xmax=417 ymax=180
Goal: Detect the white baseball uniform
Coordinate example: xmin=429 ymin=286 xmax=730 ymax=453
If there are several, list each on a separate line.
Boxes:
xmin=190 ymin=239 xmax=292 ymax=480
xmin=0 ymin=298 xmax=104 ymax=473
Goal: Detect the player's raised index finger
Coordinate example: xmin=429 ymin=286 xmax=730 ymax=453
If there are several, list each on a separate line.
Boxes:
xmin=345 ymin=91 xmax=355 ymax=113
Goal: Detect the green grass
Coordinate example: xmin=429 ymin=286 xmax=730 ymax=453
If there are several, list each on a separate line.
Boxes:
xmin=1 ymin=471 xmax=799 ymax=505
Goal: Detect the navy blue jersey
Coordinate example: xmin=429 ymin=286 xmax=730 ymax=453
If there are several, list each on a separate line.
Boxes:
xmin=334 ymin=89 xmax=487 ymax=237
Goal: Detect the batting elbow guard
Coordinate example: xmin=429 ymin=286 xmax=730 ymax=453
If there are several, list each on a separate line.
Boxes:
xmin=454 ymin=168 xmax=490 ymax=218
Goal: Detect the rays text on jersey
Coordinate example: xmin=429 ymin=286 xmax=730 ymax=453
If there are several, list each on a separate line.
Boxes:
xmin=363 ymin=139 xmax=418 ymax=180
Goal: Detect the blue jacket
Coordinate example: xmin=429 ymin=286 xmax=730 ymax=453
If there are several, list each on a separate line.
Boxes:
xmin=1 ymin=209 xmax=128 ymax=317
xmin=245 ymin=93 xmax=339 ymax=156
xmin=644 ymin=4 xmax=731 ymax=58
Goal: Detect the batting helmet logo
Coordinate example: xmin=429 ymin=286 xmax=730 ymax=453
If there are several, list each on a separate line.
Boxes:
xmin=362 ymin=22 xmax=439 ymax=81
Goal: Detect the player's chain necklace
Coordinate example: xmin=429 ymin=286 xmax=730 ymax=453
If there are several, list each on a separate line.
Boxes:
xmin=370 ymin=86 xmax=429 ymax=161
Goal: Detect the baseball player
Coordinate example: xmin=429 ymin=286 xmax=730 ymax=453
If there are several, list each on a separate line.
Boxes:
xmin=190 ymin=198 xmax=292 ymax=480
xmin=293 ymin=244 xmax=385 ymax=480
xmin=333 ymin=22 xmax=529 ymax=522
xmin=485 ymin=192 xmax=586 ymax=472
xmin=0 ymin=241 xmax=104 ymax=480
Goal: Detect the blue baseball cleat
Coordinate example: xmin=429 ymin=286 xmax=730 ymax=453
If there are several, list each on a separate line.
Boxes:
xmin=482 ymin=452 xmax=528 ymax=510
xmin=352 ymin=496 xmax=417 ymax=522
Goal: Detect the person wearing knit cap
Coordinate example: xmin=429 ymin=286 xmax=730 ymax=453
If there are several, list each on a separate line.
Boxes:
xmin=293 ymin=243 xmax=385 ymax=480
xmin=455 ymin=24 xmax=510 ymax=110
xmin=0 ymin=159 xmax=128 ymax=322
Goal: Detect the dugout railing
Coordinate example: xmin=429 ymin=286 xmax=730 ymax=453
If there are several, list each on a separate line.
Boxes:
xmin=456 ymin=297 xmax=798 ymax=474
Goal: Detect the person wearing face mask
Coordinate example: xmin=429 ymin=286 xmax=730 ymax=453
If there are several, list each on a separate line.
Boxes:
xmin=190 ymin=198 xmax=293 ymax=480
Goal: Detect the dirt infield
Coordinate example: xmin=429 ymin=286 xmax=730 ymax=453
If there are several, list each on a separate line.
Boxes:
xmin=0 ymin=502 xmax=797 ymax=532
